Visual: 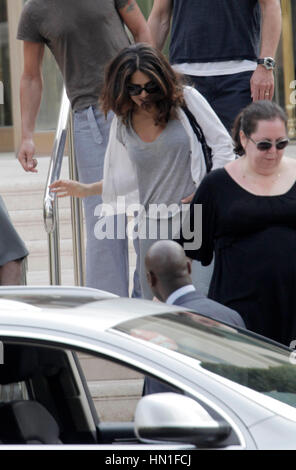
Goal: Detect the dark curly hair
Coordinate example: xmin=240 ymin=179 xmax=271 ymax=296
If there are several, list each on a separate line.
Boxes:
xmin=100 ymin=43 xmax=185 ymax=125
xmin=232 ymin=101 xmax=288 ymax=156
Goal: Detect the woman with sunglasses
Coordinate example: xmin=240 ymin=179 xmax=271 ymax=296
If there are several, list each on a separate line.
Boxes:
xmin=51 ymin=43 xmax=234 ymax=298
xmin=180 ymin=100 xmax=296 ymax=346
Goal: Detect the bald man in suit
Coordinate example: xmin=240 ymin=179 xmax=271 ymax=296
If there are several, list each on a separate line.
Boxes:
xmin=145 ymin=240 xmax=245 ymax=328
xmin=143 ymin=240 xmax=246 ymax=395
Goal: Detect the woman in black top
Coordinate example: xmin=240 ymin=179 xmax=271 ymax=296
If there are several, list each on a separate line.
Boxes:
xmin=181 ymin=101 xmax=296 ymax=346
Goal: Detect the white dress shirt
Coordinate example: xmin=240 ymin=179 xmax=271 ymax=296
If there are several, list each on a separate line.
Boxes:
xmin=166 ymin=284 xmax=196 ymax=305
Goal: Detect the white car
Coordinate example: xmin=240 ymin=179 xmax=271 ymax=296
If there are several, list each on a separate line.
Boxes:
xmin=0 ymin=286 xmax=295 ymax=450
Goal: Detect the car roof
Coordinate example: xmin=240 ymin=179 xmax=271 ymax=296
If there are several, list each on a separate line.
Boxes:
xmin=0 ymin=285 xmax=189 ymax=338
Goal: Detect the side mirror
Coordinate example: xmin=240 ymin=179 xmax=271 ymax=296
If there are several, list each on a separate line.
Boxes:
xmin=134 ymin=392 xmax=231 ymax=447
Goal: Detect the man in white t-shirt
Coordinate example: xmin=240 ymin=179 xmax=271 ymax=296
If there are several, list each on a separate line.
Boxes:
xmin=148 ymin=0 xmax=282 ymax=132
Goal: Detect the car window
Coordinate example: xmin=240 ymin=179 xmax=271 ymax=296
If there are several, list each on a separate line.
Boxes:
xmin=114 ymin=311 xmax=296 ymax=408
xmin=0 ymin=341 xmax=99 ymax=445
xmin=77 ymin=352 xmax=144 ymax=422
xmin=0 ymin=382 xmax=29 ymax=402
xmin=0 ymin=339 xmax=187 ymax=447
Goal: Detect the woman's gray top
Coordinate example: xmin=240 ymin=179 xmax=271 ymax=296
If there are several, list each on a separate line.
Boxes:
xmin=0 ymin=196 xmax=28 ymax=266
xmin=117 ymin=117 xmax=196 ymax=215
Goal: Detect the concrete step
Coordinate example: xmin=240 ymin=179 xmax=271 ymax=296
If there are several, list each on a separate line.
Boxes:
xmin=26 ymin=238 xmax=74 ymax=272
xmin=78 ymin=354 xmax=142 ymax=381
xmin=78 ymin=353 xmax=144 ymax=422
xmin=1 ymin=156 xmax=70 ymax=211
xmin=26 ymin=268 xmax=75 ymax=286
xmin=0 ymin=155 xmax=79 ymax=284
xmin=3 ymin=185 xmax=71 ymax=212
xmin=2 ymin=184 xmax=44 ymax=212
xmin=1 ymin=191 xmax=70 ymax=212
xmin=8 ymin=207 xmax=74 ymax=241
xmin=89 ymin=379 xmax=143 ymax=422
xmin=0 ymin=154 xmax=69 ymax=180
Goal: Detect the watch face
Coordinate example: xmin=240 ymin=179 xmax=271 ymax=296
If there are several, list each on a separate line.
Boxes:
xmin=258 ymin=57 xmax=275 ymax=70
xmin=257 ymin=57 xmax=275 ymax=69
xmin=264 ymin=57 xmax=275 ymax=69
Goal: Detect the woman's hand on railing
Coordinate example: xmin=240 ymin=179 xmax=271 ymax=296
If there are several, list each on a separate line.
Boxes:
xmin=50 ymin=179 xmax=103 ymax=198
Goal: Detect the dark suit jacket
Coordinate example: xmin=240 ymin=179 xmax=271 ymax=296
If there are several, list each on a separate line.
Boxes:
xmin=173 ymin=289 xmax=246 ymax=328
xmin=143 ymin=289 xmax=245 ymax=395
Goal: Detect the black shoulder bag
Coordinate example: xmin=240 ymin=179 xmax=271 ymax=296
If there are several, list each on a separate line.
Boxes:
xmin=182 ymin=105 xmax=213 ymax=173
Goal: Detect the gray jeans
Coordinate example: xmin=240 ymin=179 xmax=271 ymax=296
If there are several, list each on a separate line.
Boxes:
xmin=73 ymin=106 xmax=140 ymax=296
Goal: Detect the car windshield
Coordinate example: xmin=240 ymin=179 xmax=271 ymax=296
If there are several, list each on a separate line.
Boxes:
xmin=114 ymin=311 xmax=296 ymax=408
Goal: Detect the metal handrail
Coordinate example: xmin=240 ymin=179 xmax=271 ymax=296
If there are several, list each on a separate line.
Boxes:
xmin=43 ymin=87 xmax=85 ymax=285
xmin=68 ymin=112 xmax=86 ymax=286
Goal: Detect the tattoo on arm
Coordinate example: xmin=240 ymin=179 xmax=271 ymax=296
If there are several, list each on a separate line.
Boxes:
xmin=127 ymin=2 xmax=135 ymax=13
xmin=117 ymin=0 xmax=135 ymax=13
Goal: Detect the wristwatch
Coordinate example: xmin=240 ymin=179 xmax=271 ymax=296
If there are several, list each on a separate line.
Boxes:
xmin=257 ymin=57 xmax=276 ymax=70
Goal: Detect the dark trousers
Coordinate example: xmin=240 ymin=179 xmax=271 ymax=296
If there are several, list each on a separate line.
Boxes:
xmin=186 ymin=71 xmax=253 ymax=134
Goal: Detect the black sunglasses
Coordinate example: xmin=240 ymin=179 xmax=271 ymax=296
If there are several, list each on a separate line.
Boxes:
xmin=127 ymin=81 xmax=160 ymax=96
xmin=247 ymin=136 xmax=290 ymax=151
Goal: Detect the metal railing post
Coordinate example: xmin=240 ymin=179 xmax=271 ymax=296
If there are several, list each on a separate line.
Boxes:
xmin=48 ymin=202 xmax=61 ymax=285
xmin=43 ymin=87 xmax=70 ymax=284
xmin=44 ymin=87 xmax=86 ymax=285
xmin=68 ymin=112 xmax=86 ymax=286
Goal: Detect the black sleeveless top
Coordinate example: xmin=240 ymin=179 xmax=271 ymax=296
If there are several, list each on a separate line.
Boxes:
xmin=170 ymin=0 xmax=260 ymax=64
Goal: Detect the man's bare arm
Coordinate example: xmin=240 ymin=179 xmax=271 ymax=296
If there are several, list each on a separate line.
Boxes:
xmin=118 ymin=0 xmax=152 ymax=45
xmin=251 ymin=0 xmax=282 ymax=101
xmin=148 ymin=0 xmax=173 ymax=50
xmin=18 ymin=41 xmax=45 ymax=172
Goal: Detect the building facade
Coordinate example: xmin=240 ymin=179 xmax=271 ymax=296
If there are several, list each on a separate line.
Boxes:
xmin=0 ymin=0 xmax=295 ymax=155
